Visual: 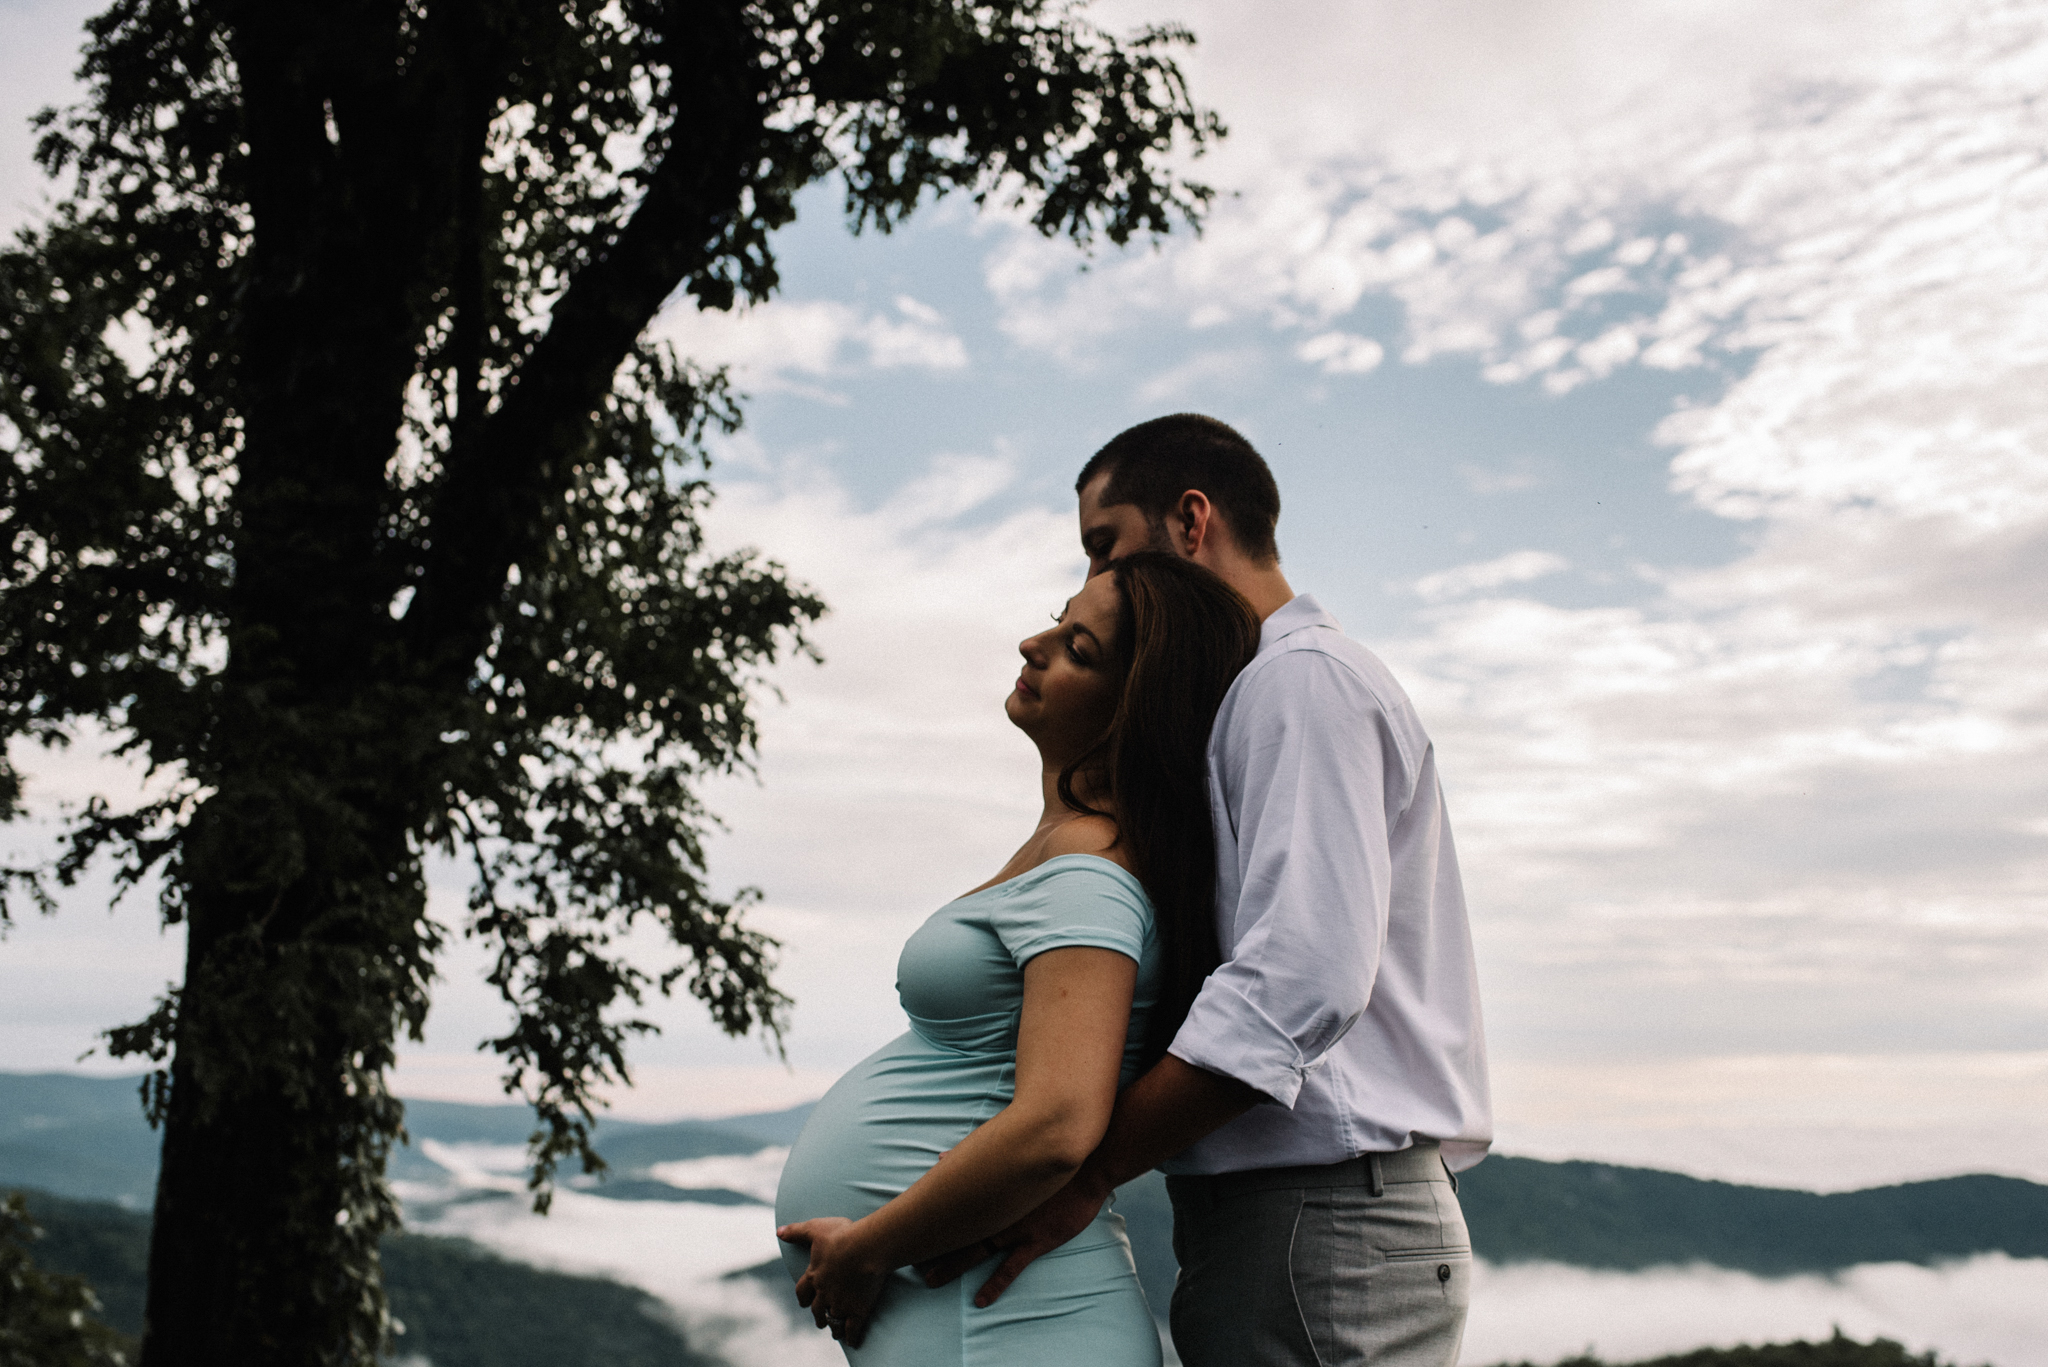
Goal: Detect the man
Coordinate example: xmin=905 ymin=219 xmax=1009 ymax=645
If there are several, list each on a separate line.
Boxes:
xmin=927 ymin=413 xmax=1492 ymax=1366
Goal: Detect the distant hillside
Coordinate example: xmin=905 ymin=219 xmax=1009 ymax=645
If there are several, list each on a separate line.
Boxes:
xmin=0 ymin=1073 xmax=168 ymax=1208
xmin=12 ymin=1190 xmax=714 ymax=1367
xmin=0 ymin=1072 xmax=809 ymax=1207
xmin=1459 ymin=1156 xmax=2048 ymax=1274
xmin=9 ymin=1072 xmax=2048 ymax=1279
xmin=388 ymin=1097 xmax=812 ymax=1156
xmin=593 ymin=1116 xmax=784 ymax=1171
xmin=694 ymin=1103 xmax=813 ymax=1149
xmin=1491 ymin=1332 xmax=1980 ymax=1367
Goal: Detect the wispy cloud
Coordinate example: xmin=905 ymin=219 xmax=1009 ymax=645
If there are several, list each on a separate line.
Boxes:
xmin=1458 ymin=457 xmax=1554 ymax=495
xmin=1134 ymin=348 xmax=1264 ymax=404
xmin=1413 ymin=551 xmax=1570 ymax=603
xmin=653 ymin=294 xmax=967 ymax=394
xmin=1296 ymin=330 xmax=1385 ymax=375
xmin=981 ymin=0 xmax=2048 ymax=1076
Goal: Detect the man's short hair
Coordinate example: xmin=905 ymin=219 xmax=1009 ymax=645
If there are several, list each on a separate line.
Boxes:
xmin=1076 ymin=414 xmax=1281 ymax=565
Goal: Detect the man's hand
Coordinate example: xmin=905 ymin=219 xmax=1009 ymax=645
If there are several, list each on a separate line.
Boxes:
xmin=778 ymin=1216 xmax=889 ymax=1347
xmin=918 ymin=1172 xmax=1110 ymax=1308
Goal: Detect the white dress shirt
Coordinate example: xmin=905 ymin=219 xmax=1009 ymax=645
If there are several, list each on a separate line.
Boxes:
xmin=1163 ymin=594 xmax=1494 ymax=1174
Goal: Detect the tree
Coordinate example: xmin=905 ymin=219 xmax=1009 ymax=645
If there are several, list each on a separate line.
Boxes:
xmin=0 ymin=1193 xmax=135 ymax=1367
xmin=0 ymin=0 xmax=1217 ymax=1361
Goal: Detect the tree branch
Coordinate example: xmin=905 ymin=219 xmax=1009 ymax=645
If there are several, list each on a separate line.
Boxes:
xmin=403 ymin=8 xmax=765 ymax=674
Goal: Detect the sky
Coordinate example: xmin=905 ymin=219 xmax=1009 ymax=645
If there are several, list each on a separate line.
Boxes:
xmin=3 ymin=0 xmax=2046 ymax=1192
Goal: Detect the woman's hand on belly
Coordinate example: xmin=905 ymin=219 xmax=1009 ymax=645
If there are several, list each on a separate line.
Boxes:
xmin=779 ymin=1216 xmax=889 ymax=1348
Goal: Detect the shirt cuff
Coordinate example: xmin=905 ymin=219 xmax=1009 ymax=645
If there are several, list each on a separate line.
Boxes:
xmin=1167 ymin=979 xmax=1318 ymax=1109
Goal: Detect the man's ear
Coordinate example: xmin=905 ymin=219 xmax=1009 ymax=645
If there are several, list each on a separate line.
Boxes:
xmin=1177 ymin=490 xmax=1217 ymax=557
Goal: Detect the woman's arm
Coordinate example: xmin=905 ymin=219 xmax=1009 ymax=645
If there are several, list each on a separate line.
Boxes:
xmin=777 ymin=944 xmax=1137 ymax=1342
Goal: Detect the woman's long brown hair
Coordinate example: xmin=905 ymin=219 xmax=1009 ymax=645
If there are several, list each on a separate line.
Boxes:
xmin=1057 ymin=552 xmax=1262 ymax=1064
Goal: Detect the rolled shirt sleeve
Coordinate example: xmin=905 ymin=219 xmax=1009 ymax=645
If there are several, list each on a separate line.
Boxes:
xmin=1168 ymin=648 xmax=1406 ymax=1109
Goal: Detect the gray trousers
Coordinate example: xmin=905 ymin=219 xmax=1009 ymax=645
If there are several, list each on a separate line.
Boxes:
xmin=1166 ymin=1143 xmax=1472 ymax=1367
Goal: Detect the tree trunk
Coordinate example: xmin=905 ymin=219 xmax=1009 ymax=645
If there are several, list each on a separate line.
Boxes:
xmin=135 ymin=159 xmax=432 ymax=1351
xmin=131 ymin=10 xmax=481 ymax=1357
xmin=142 ymin=977 xmax=360 ymax=1362
xmin=140 ymin=770 xmax=430 ymax=1361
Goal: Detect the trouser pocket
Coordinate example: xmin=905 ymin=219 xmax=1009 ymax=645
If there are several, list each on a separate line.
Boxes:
xmin=1294 ymin=1188 xmax=1472 ymax=1367
xmin=1170 ymin=1175 xmax=1473 ymax=1367
xmin=1381 ymin=1245 xmax=1474 ymax=1302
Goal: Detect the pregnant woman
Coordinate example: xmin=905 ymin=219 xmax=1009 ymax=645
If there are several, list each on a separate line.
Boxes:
xmin=774 ymin=552 xmax=1260 ymax=1364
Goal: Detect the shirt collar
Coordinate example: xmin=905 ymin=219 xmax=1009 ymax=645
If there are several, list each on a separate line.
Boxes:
xmin=1259 ymin=593 xmax=1339 ymax=652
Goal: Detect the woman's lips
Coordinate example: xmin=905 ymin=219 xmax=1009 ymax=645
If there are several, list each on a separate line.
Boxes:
xmin=1015 ymin=675 xmax=1037 ymax=699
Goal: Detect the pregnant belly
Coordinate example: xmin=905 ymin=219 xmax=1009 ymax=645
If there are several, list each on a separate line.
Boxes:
xmin=774 ymin=1032 xmax=1013 ymax=1282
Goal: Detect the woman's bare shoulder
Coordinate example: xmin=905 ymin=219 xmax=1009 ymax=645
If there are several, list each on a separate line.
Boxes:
xmin=1041 ymin=814 xmax=1131 ymax=871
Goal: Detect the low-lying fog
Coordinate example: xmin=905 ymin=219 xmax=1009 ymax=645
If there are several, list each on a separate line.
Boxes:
xmin=403 ymin=1145 xmax=2046 ymax=1367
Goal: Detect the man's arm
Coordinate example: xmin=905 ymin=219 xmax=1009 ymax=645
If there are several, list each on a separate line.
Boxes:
xmin=1168 ymin=649 xmax=1394 ymax=1105
xmin=1077 ymin=1054 xmax=1264 ymax=1191
xmin=919 ymin=1054 xmax=1261 ymax=1306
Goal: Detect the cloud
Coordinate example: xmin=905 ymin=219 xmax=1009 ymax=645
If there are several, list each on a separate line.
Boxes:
xmin=412 ymin=1186 xmax=840 ymax=1367
xmin=9 ymin=0 xmax=2047 ymax=1195
xmin=374 ymin=446 xmax=1091 ymax=1087
xmin=689 ymin=447 xmax=1083 ymax=926
xmin=652 ymin=294 xmax=967 ymax=393
xmin=1413 ymin=551 xmax=1570 ymax=603
xmin=1134 ymin=348 xmax=1263 ymax=404
xmin=999 ymin=0 xmax=1999 ymax=399
xmin=419 ymin=1165 xmax=2048 ymax=1367
xmin=647 ymin=1148 xmax=790 ymax=1204
xmin=992 ymin=0 xmax=2048 ymax=1068
xmin=1296 ymin=330 xmax=1384 ymax=375
xmin=1 ymin=439 xmax=1075 ymax=1087
xmin=1463 ymin=1255 xmax=2048 ymax=1367
xmin=236 ymin=0 xmax=2048 ymax=1124
xmin=1491 ymin=1051 xmax=2048 ymax=1189
xmin=409 ymin=1140 xmax=2048 ymax=1367
xmin=1457 ymin=457 xmax=1553 ymax=495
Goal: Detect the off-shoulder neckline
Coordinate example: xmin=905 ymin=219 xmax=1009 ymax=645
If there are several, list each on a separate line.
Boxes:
xmin=951 ymin=852 xmax=1142 ymax=903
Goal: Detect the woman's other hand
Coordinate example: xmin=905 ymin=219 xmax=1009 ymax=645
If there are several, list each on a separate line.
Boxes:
xmin=778 ymin=1216 xmax=888 ymax=1347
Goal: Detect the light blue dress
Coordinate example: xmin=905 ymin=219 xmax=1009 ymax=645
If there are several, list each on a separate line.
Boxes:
xmin=775 ymin=855 xmax=1165 ymax=1366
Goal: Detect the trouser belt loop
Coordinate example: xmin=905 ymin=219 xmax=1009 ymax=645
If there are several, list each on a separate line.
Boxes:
xmin=1367 ymin=1151 xmax=1384 ymax=1198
